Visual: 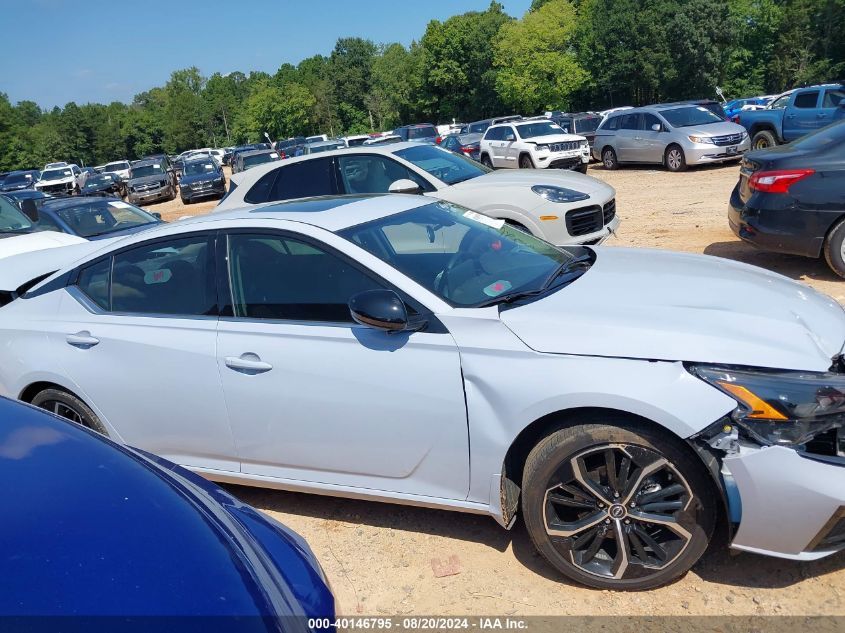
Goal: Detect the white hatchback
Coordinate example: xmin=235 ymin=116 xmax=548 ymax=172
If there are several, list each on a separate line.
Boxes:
xmin=2 ymin=194 xmax=844 ymax=591
xmin=480 ymin=120 xmax=590 ymax=173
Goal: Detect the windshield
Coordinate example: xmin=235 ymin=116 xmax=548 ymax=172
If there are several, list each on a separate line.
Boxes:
xmin=5 ymin=172 xmax=35 ymax=185
xmin=393 ymin=145 xmax=489 ymax=186
xmin=790 ymin=121 xmax=845 ymax=150
xmin=54 ymin=200 xmax=159 ymax=238
xmin=574 ymin=117 xmax=601 ymax=133
xmin=339 ymin=201 xmax=583 ymax=307
xmin=41 ymin=169 xmax=72 ymax=181
xmin=130 ymin=164 xmax=164 ymax=178
xmin=184 ymin=161 xmax=218 ymax=176
xmin=84 ymin=175 xmax=116 ymax=187
xmin=516 ymin=122 xmax=564 ymax=139
xmin=0 ymin=196 xmax=35 ymax=233
xmin=661 ymin=106 xmax=724 ymax=127
xmin=105 ymin=162 xmax=129 ymax=171
xmin=407 ymin=126 xmax=437 ymax=140
xmin=243 ymin=152 xmax=279 ymax=169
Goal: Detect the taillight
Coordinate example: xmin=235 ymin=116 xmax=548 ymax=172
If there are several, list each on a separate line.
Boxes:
xmin=435 ymin=136 xmax=442 ymax=144
xmin=749 ymin=169 xmax=815 ymax=194
xmin=461 ymin=146 xmax=476 ymax=154
xmin=279 ymin=151 xmax=286 ymax=159
xmin=732 ymin=115 xmax=740 ymax=123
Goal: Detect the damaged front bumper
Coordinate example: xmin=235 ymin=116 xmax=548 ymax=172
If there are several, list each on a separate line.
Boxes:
xmin=723 ymin=443 xmax=845 ymax=560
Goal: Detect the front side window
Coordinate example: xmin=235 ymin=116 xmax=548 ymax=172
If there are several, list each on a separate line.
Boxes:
xmin=769 ymin=94 xmax=791 ymax=109
xmin=77 ymin=235 xmax=215 ymax=315
xmin=642 ymin=113 xmax=662 ymax=131
xmin=337 ymin=154 xmax=430 ymax=194
xmin=227 ymin=233 xmax=382 ymax=322
xmin=340 ymin=201 xmax=582 ymax=307
xmin=822 ymin=89 xmax=845 ymax=108
xmin=483 ymin=127 xmax=501 ymax=141
xmin=393 ymin=144 xmax=489 ymax=186
xmin=794 ymin=91 xmax=820 ymax=109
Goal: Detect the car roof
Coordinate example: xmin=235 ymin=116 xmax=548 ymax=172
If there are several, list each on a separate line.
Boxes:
xmin=240 ymin=149 xmax=277 ymax=157
xmin=38 ymin=195 xmax=116 ymax=211
xmin=189 ymin=193 xmax=434 ymax=233
xmin=130 ymin=159 xmax=160 ymax=167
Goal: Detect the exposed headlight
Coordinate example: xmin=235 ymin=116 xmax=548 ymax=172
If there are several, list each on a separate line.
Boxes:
xmin=740 ymin=131 xmax=749 ymax=141
xmin=690 ymin=365 xmax=845 ymax=447
xmin=534 ymin=144 xmax=550 ymax=152
xmin=688 ymin=135 xmax=715 ymax=144
xmin=531 ymin=185 xmax=590 ymax=203
xmin=580 ymin=141 xmax=589 ymax=148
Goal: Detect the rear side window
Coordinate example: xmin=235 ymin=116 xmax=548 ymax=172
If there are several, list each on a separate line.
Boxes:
xmin=620 ymin=114 xmax=640 ymax=130
xmin=244 ymin=169 xmax=278 ymax=204
xmin=267 ymin=158 xmax=337 ymax=202
xmin=601 ymin=116 xmax=620 ymax=131
xmin=77 ymin=235 xmax=216 ymax=316
xmin=794 ymin=91 xmax=820 ymax=108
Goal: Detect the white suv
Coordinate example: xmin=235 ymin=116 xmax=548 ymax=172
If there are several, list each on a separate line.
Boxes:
xmin=35 ymin=164 xmax=84 ymax=195
xmin=480 ymin=120 xmax=590 ymax=173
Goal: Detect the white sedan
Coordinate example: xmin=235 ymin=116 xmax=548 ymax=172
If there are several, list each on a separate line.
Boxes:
xmin=2 ymin=194 xmax=844 ymax=590
xmin=217 ymin=141 xmax=618 ymax=247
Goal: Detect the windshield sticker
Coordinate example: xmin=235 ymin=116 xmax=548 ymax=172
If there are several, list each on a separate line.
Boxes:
xmin=144 ymin=269 xmax=172 ymax=285
xmin=483 ymin=280 xmax=513 ymax=297
xmin=109 ymin=201 xmax=132 ymax=209
xmin=153 ymin=163 xmax=160 ymax=169
xmin=204 ymin=164 xmax=213 ymax=169
xmin=463 ymin=210 xmax=505 ymax=230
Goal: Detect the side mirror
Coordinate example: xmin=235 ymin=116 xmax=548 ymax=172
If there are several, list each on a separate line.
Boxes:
xmin=152 ymin=212 xmax=162 ymax=220
xmin=349 ymin=289 xmax=408 ymax=332
xmin=388 ymin=179 xmax=422 ymax=195
xmin=651 ymin=124 xmax=662 ymax=132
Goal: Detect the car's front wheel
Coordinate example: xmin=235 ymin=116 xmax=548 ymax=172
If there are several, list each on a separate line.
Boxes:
xmin=519 ymin=154 xmax=535 ymax=169
xmin=480 ymin=154 xmax=493 ymax=169
xmin=664 ymin=145 xmax=687 ymax=172
xmin=31 ymin=388 xmax=109 ymax=436
xmin=522 ymin=416 xmax=716 ymax=590
xmin=601 ymin=147 xmax=618 ymax=170
xmin=823 ymin=217 xmax=845 ymax=278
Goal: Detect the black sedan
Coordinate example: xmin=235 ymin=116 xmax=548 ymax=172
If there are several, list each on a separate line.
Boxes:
xmin=439 ymin=132 xmax=482 ymax=160
xmin=80 ymin=172 xmax=127 ymax=198
xmin=728 ymin=121 xmax=845 ymax=276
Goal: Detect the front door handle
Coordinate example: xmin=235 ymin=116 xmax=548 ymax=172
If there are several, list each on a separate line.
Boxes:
xmin=225 ymin=353 xmax=273 ymax=374
xmin=66 ymin=331 xmax=99 ymax=348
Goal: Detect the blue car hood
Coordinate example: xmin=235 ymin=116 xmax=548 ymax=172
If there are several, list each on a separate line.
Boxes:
xmin=0 ymin=398 xmax=331 ymax=624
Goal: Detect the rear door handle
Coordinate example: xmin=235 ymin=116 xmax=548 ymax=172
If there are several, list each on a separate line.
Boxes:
xmin=66 ymin=331 xmax=99 ymax=348
xmin=225 ymin=353 xmax=273 ymax=374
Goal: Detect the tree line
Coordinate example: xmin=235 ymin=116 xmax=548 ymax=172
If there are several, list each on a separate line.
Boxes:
xmin=0 ymin=0 xmax=842 ymax=171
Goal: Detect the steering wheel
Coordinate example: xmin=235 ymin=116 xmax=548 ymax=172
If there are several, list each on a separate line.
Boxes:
xmin=435 ymin=231 xmax=509 ymax=296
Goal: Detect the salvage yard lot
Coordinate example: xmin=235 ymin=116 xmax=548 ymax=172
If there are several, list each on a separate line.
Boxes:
xmin=146 ymin=163 xmax=845 ymax=616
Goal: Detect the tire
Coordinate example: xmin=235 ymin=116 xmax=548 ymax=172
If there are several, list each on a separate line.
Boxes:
xmin=168 ymin=186 xmax=177 ymax=201
xmin=519 ymin=154 xmax=535 ymax=169
xmin=751 ymin=130 xmax=777 ymax=150
xmin=664 ymin=145 xmax=687 ymax=172
xmin=522 ymin=415 xmax=716 ymax=590
xmin=823 ymin=216 xmax=845 ymax=278
xmin=576 ymin=164 xmax=588 ymax=174
xmin=601 ymin=147 xmax=618 ymax=170
xmin=181 ymin=196 xmax=190 ymax=205
xmin=31 ymin=388 xmax=109 ymax=436
xmin=480 ymin=154 xmax=493 ymax=168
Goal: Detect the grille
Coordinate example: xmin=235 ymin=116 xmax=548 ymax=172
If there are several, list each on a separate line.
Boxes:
xmin=549 ymin=141 xmax=580 ymax=152
xmin=603 ymin=199 xmax=616 ymax=224
xmin=41 ymin=182 xmax=72 ymax=193
xmin=134 ymin=181 xmax=161 ymax=192
xmin=711 ymin=133 xmax=744 ymax=147
xmin=565 ymin=205 xmax=603 ymax=236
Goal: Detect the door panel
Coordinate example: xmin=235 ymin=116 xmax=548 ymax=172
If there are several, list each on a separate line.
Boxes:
xmin=784 ymin=91 xmax=820 ymax=141
xmin=217 ymin=231 xmax=470 ymax=499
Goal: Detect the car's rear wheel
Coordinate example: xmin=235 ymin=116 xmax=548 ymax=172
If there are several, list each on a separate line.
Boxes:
xmin=751 ymin=130 xmax=777 ymax=150
xmin=664 ymin=145 xmax=687 ymax=172
xmin=576 ymin=164 xmax=588 ymax=174
xmin=601 ymin=147 xmax=618 ymax=170
xmin=480 ymin=154 xmax=493 ymax=168
xmin=823 ymin=216 xmax=845 ymax=278
xmin=31 ymin=388 xmax=108 ymax=436
xmin=519 ymin=154 xmax=535 ymax=169
xmin=522 ymin=417 xmax=716 ymax=590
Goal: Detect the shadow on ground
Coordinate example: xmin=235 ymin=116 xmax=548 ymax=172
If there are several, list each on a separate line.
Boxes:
xmin=227 ymin=484 xmax=845 ymax=590
xmin=703 ymin=240 xmax=840 ymax=283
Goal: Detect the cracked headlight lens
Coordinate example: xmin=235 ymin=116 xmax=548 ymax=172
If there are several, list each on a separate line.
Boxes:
xmin=690 ymin=365 xmax=845 ymax=447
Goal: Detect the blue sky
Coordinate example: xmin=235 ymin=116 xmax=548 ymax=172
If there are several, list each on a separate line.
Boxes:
xmin=1 ymin=0 xmax=532 ymax=109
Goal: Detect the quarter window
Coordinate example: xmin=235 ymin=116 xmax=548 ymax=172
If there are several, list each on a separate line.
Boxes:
xmin=226 ymin=234 xmax=383 ymax=322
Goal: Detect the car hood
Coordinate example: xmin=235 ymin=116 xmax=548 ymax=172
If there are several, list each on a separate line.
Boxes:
xmin=680 ymin=121 xmax=747 ymax=138
xmin=129 ymin=174 xmax=167 ymax=186
xmin=35 ymin=177 xmax=74 ymax=186
xmin=0 ymin=398 xmax=326 ymax=623
xmin=524 ymin=133 xmax=585 ymax=143
xmin=499 ymin=247 xmax=845 ymax=371
xmin=1 ymin=183 xmax=34 ymax=192
xmin=0 ymin=231 xmax=87 ymax=261
xmin=450 ymin=169 xmax=611 ymax=196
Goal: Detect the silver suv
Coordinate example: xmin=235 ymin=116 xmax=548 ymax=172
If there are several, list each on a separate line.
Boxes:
xmin=592 ymin=104 xmax=751 ymax=172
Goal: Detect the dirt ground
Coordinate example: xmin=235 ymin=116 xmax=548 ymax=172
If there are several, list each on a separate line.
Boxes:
xmin=145 ymin=163 xmax=845 ymax=617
